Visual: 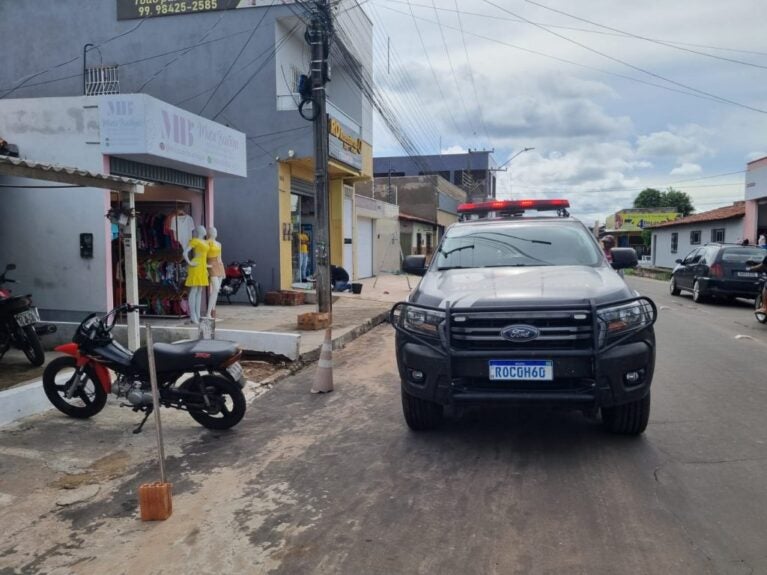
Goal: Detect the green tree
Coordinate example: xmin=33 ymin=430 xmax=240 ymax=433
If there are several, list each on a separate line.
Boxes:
xmin=633 ymin=188 xmax=663 ymax=208
xmin=662 ymin=187 xmax=694 ymax=217
xmin=641 ymin=228 xmax=653 ymax=247
xmin=632 ymin=186 xmax=695 ymax=217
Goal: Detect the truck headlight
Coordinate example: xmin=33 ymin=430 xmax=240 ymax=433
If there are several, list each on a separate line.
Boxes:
xmin=597 ymin=299 xmax=655 ymax=347
xmin=402 ymin=306 xmax=445 ymax=337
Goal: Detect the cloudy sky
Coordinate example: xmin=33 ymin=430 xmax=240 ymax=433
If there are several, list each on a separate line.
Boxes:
xmin=351 ymin=0 xmax=767 ymax=224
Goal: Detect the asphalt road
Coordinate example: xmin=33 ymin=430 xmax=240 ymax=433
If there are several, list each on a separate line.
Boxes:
xmin=1 ymin=275 xmax=766 ymax=574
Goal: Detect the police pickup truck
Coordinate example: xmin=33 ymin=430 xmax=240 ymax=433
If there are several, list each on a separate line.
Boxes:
xmin=391 ymin=199 xmax=657 ymax=435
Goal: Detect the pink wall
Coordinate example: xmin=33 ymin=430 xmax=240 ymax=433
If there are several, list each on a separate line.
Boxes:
xmin=744 ymin=200 xmax=758 ymax=243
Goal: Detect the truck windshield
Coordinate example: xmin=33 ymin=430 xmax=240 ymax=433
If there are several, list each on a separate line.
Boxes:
xmin=436 ymin=223 xmax=603 ymax=270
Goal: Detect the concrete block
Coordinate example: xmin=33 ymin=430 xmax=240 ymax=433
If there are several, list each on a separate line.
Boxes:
xmin=0 ymin=381 xmax=52 ymax=427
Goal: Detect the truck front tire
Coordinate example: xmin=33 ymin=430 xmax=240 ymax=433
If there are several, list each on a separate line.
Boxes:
xmin=601 ymin=393 xmax=651 ymax=435
xmin=401 ymin=387 xmax=443 ymax=431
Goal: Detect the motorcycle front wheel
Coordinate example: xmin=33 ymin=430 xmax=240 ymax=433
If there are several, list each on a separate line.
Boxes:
xmin=42 ymin=356 xmax=108 ymax=418
xmin=246 ymin=282 xmax=261 ymax=307
xmin=17 ymin=325 xmax=44 ymax=366
xmin=181 ymin=375 xmax=246 ymax=430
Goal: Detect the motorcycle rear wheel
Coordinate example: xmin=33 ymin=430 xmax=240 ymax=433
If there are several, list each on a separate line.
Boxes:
xmin=182 ymin=375 xmax=246 ymax=430
xmin=43 ymin=356 xmax=107 ymax=418
xmin=19 ymin=325 xmax=44 ymax=366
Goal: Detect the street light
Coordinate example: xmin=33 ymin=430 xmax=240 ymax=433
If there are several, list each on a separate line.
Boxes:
xmin=495 ymin=147 xmax=535 ymax=171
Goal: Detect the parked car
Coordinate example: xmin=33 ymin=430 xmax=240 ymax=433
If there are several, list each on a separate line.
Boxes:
xmin=669 ymin=243 xmax=767 ymax=303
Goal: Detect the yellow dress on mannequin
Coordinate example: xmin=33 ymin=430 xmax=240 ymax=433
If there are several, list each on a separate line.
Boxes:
xmin=184 ymin=237 xmax=210 ymax=287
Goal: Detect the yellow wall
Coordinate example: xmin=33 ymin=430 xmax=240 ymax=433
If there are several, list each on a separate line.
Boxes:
xmin=278 ymin=162 xmax=292 ymax=290
xmin=360 ymin=140 xmax=373 ymax=179
xmin=330 ymin=179 xmax=344 ymax=266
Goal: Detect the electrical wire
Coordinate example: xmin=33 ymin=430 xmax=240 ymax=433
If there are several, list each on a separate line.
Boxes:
xmin=137 ymin=15 xmax=226 ymax=92
xmin=199 ymin=5 xmax=273 ymax=115
xmin=453 ymin=0 xmax=491 ymax=148
xmin=521 ymin=0 xmax=767 ymax=71
xmin=430 ymin=0 xmax=479 ymax=144
xmin=377 ymin=4 xmax=762 ymax=110
xmin=0 ymin=19 xmax=148 ymax=99
xmin=211 ymin=21 xmax=303 ymax=121
xmin=479 ymin=0 xmax=767 ymax=115
xmin=375 ymin=0 xmax=767 ymax=58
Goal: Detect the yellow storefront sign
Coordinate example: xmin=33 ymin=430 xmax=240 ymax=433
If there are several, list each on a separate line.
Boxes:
xmin=611 ymin=209 xmax=679 ymax=231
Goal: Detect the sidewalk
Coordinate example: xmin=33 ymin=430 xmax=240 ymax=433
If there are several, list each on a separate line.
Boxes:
xmin=0 ymin=273 xmax=417 ymax=426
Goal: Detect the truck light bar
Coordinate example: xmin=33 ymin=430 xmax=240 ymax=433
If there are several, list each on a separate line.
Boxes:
xmin=457 ymin=199 xmax=570 ymax=214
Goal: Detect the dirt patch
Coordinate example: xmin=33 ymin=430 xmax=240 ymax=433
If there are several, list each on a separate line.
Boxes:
xmin=51 ymin=450 xmax=133 ymax=490
xmin=242 ymin=360 xmax=285 ymax=384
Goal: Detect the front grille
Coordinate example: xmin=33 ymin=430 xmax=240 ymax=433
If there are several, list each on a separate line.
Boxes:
xmin=449 ymin=309 xmax=594 ymax=351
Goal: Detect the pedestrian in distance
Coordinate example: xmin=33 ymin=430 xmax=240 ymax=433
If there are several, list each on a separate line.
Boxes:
xmin=330 ymin=265 xmax=351 ymax=292
xmin=600 ymin=235 xmax=616 ymax=263
xmin=759 ymin=232 xmax=767 ymax=249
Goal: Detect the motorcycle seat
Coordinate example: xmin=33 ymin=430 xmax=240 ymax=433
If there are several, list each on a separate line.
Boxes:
xmin=132 ymin=339 xmax=239 ymax=372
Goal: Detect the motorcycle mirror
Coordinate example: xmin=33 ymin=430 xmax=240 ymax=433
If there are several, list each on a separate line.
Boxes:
xmin=5 ymin=263 xmax=16 ymax=271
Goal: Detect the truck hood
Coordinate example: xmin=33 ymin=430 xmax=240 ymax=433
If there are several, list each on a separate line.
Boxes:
xmin=410 ymin=265 xmax=634 ymax=308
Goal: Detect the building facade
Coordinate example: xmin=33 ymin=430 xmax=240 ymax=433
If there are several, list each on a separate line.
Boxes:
xmin=356 ymin=174 xmax=467 ymax=258
xmin=373 ymin=151 xmax=496 ymax=202
xmin=744 ymin=156 xmax=767 ymax=243
xmin=649 ymin=203 xmax=745 ymax=269
xmin=0 ymin=94 xmax=245 ymax=321
xmin=0 ymin=1 xmax=373 ymax=297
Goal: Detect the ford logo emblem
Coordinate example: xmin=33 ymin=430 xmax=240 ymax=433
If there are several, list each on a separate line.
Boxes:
xmin=501 ymin=324 xmax=540 ymax=343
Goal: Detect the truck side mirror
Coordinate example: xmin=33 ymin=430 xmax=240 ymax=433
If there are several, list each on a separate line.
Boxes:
xmin=611 ymin=248 xmax=638 ymax=270
xmin=5 ymin=263 xmax=16 ymax=271
xmin=402 ymin=255 xmax=427 ymax=276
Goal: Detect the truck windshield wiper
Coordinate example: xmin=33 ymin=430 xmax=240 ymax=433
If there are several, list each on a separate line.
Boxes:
xmin=436 ymin=265 xmax=472 ymax=271
xmin=439 ymin=244 xmax=475 ymax=257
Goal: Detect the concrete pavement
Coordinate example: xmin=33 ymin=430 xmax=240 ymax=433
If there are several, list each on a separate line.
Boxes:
xmin=1 ymin=276 xmax=766 ymax=574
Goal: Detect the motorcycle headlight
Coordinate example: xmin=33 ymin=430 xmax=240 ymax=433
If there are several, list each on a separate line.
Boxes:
xmin=402 ymin=306 xmax=445 ymax=338
xmin=597 ymin=299 xmax=655 ymax=347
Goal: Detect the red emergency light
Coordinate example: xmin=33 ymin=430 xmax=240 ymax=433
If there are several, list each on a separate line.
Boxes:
xmin=457 ymin=199 xmax=570 ymax=214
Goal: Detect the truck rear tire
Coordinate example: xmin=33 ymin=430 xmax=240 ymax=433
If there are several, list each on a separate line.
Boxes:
xmin=401 ymin=387 xmax=443 ymax=431
xmin=601 ymin=393 xmax=651 ymax=435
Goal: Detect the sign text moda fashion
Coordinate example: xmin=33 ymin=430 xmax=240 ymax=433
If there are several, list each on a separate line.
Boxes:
xmin=99 ymin=94 xmax=246 ymax=177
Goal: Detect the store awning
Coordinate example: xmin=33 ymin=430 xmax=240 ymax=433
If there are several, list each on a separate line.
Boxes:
xmin=0 ymin=154 xmax=149 ymax=194
xmin=0 ymin=154 xmax=149 ymax=350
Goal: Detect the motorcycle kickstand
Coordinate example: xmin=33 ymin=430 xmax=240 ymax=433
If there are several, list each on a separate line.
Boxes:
xmin=132 ymin=405 xmax=154 ymax=434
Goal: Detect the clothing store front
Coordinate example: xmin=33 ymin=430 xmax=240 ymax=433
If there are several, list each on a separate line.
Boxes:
xmin=0 ymin=94 xmax=245 ymax=338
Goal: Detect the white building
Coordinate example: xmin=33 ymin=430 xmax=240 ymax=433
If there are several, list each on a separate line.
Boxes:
xmin=649 ymin=202 xmax=745 ymax=269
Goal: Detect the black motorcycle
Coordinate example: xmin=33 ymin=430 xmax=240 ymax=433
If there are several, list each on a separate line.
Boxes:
xmin=43 ymin=303 xmax=247 ymax=432
xmin=219 ymin=260 xmax=263 ymax=306
xmin=0 ymin=263 xmax=56 ymax=367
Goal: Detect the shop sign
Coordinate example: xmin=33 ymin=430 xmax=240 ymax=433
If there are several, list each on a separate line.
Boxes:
xmin=99 ymin=94 xmax=246 ymax=177
xmin=116 ymin=0 xmax=293 ymax=20
xmin=610 ymin=209 xmax=679 ymax=232
xmin=328 ymin=116 xmax=363 ymax=171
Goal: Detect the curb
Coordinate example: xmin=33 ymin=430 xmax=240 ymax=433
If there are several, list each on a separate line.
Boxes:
xmin=298 ymin=309 xmax=390 ymax=364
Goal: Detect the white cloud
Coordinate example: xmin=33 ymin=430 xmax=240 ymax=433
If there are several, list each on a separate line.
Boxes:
xmin=441 ymin=145 xmax=468 ymax=154
xmin=670 ymin=163 xmax=703 ymax=177
xmin=636 ymin=128 xmax=712 ymax=162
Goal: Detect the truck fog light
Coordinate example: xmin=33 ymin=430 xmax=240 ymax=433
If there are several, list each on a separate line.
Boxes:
xmin=624 ymin=370 xmax=643 ymax=385
xmin=410 ymin=369 xmax=425 ymax=382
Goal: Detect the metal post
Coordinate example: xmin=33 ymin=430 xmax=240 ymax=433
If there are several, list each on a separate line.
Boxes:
xmin=309 ymin=3 xmax=332 ymax=315
xmin=123 ymin=187 xmax=141 ymax=350
xmin=145 ymin=327 xmax=167 ymax=484
xmin=83 ymin=44 xmax=94 ymax=95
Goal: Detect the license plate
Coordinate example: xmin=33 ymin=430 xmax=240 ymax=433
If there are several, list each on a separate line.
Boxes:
xmin=14 ymin=308 xmax=40 ymax=327
xmin=226 ymin=362 xmax=245 ymax=383
xmin=489 ymin=360 xmax=553 ymax=381
xmin=737 ymin=271 xmax=758 ymax=278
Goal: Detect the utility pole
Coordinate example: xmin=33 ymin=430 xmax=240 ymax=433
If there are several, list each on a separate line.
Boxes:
xmin=308 ymin=1 xmax=332 ymax=315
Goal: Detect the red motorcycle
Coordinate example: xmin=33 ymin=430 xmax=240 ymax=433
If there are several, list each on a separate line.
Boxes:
xmin=43 ymin=303 xmax=247 ymax=432
xmin=219 ymin=260 xmax=263 ymax=306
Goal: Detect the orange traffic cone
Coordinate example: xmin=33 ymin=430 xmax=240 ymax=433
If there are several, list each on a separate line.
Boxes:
xmin=311 ymin=327 xmax=334 ymax=394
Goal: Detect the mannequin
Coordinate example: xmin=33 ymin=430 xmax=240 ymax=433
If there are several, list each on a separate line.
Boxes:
xmin=205 ymin=226 xmax=225 ymax=318
xmin=183 ymin=225 xmax=209 ymax=324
